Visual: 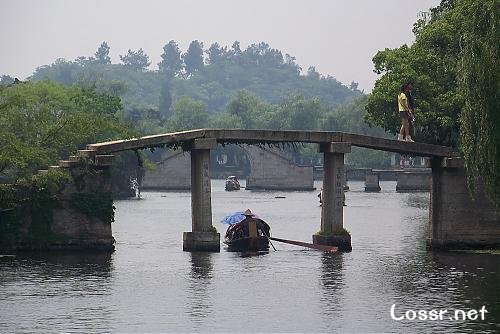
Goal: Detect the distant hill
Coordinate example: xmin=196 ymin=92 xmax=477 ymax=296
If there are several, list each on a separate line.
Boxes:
xmin=29 ymin=41 xmax=361 ymax=113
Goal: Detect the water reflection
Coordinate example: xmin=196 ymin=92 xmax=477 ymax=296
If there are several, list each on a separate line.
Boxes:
xmin=232 ymin=250 xmax=270 ymax=258
xmin=2 ymin=181 xmax=498 ymax=333
xmin=431 ymin=252 xmax=500 ymax=332
xmin=0 ymin=252 xmax=114 ymax=333
xmin=186 ymin=252 xmax=214 ymax=322
xmin=405 ymin=193 xmax=430 ymax=210
xmin=0 ymin=251 xmax=113 ymax=281
xmin=319 ymin=253 xmax=345 ymax=319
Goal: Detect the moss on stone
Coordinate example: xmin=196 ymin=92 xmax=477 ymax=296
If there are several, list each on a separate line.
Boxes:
xmin=315 ymin=226 xmax=351 ymax=237
xmin=0 ymin=170 xmax=71 ymax=250
xmin=0 ymin=169 xmax=114 ymax=251
xmin=69 ymin=192 xmax=115 ymax=224
xmin=207 ymin=225 xmax=218 ymax=233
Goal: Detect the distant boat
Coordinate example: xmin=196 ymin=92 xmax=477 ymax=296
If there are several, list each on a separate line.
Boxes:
xmin=222 ymin=210 xmax=271 ymax=252
xmin=225 ymin=175 xmax=241 ymax=191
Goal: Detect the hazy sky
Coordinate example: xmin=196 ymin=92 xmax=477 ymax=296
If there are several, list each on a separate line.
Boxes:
xmin=1 ymin=0 xmax=440 ymax=91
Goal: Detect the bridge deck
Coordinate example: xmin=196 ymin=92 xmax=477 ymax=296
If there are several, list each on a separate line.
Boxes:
xmin=87 ymin=129 xmax=456 ymax=157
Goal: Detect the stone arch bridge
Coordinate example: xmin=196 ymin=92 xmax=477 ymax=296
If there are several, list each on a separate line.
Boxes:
xmin=141 ymin=144 xmax=315 ymax=191
xmin=56 ymin=129 xmax=499 ymax=252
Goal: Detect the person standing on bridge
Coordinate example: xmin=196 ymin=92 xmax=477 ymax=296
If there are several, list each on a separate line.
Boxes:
xmin=405 ymin=82 xmax=416 ymax=122
xmin=405 ymin=82 xmax=416 ymax=141
xmin=397 ymin=83 xmax=414 ymax=142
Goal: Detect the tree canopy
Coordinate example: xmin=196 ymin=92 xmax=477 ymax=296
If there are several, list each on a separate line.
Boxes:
xmin=23 ymin=40 xmax=389 ymax=167
xmin=365 ymin=4 xmax=463 ymax=147
xmin=159 ymin=40 xmax=183 ymax=78
xmin=30 ymin=40 xmax=359 ymax=116
xmin=457 ymin=0 xmax=499 ymax=205
xmin=0 ymin=81 xmax=131 ymax=180
xmin=183 ymin=40 xmax=204 ymax=77
xmin=366 ymin=0 xmax=499 ymax=204
xmin=95 ymin=41 xmax=111 ymax=65
xmin=119 ymin=48 xmax=151 ymax=71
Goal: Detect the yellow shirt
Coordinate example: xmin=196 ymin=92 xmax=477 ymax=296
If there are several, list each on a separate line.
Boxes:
xmin=398 ymin=92 xmax=408 ymax=112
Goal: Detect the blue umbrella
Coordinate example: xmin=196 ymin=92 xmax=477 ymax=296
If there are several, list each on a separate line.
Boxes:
xmin=220 ymin=211 xmax=258 ymax=225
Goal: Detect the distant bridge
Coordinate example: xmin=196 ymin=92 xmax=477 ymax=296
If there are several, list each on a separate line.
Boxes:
xmin=52 ymin=129 xmax=498 ymax=252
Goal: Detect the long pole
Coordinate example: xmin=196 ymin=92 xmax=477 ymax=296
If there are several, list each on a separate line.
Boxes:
xmin=269 ymin=237 xmax=338 ymax=253
xmin=262 ymin=230 xmax=277 ymax=251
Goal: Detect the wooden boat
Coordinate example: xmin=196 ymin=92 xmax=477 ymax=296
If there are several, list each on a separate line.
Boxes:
xmin=225 ymin=176 xmax=241 ymax=191
xmin=223 ymin=217 xmax=271 ymax=252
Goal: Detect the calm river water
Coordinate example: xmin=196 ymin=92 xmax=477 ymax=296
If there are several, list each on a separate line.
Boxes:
xmin=1 ymin=180 xmax=498 ymax=333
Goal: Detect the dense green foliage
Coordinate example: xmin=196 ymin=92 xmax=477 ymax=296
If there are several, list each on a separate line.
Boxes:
xmin=15 ymin=41 xmax=392 ymax=168
xmin=0 ymin=80 xmax=132 ymax=180
xmin=0 ymin=170 xmax=69 ymax=249
xmin=30 ymin=40 xmax=360 ymax=124
xmin=366 ymin=0 xmax=499 ymax=204
xmin=120 ymin=48 xmax=151 ymax=71
xmin=458 ymin=0 xmax=499 ymax=205
xmin=69 ymin=192 xmax=115 ymax=223
xmin=365 ymin=1 xmax=463 ymax=146
xmin=0 ymin=169 xmax=116 ymax=250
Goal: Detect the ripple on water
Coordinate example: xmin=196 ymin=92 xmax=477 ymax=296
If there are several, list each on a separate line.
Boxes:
xmin=0 ymin=180 xmax=498 ymax=333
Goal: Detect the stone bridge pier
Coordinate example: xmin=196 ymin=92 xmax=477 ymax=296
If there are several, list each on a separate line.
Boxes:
xmin=313 ymin=142 xmax=352 ymax=251
xmin=183 ymin=139 xmax=220 ymax=252
xmin=428 ymin=157 xmax=499 ymax=249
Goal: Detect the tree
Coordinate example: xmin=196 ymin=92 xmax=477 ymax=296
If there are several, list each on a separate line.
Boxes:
xmin=159 ymin=79 xmax=172 ymax=120
xmin=365 ymin=0 xmax=499 ymax=203
xmin=307 ymin=66 xmax=320 ymax=79
xmin=0 ymin=80 xmax=130 ymax=180
xmin=365 ymin=3 xmax=463 ymax=147
xmin=183 ymin=40 xmax=204 ymax=76
xmin=458 ymin=0 xmax=499 ymax=205
xmin=30 ymin=40 xmax=357 ymax=118
xmin=167 ymin=96 xmax=209 ymax=131
xmin=158 ymin=40 xmax=183 ymax=77
xmin=277 ymin=94 xmax=321 ymax=130
xmin=231 ymin=41 xmax=242 ymax=56
xmin=244 ymin=42 xmax=284 ymax=68
xmin=226 ymin=90 xmax=262 ymax=129
xmin=209 ymin=111 xmax=244 ymax=129
xmin=0 ymin=75 xmax=16 ymax=85
xmin=95 ymin=41 xmax=111 ymax=65
xmin=120 ymin=48 xmax=151 ymax=71
xmin=206 ymin=42 xmax=228 ymax=64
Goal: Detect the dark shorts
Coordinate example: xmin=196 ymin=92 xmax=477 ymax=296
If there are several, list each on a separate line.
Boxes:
xmin=399 ymin=111 xmax=409 ymax=119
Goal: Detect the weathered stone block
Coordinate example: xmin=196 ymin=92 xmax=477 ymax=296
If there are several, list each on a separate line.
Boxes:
xmin=319 ymin=142 xmax=352 ymax=154
xmin=396 ymin=172 xmax=431 ymax=192
xmin=313 ymin=233 xmax=352 ymax=252
xmin=428 ymin=159 xmax=500 ymax=250
xmin=365 ymin=172 xmax=381 ymax=192
xmin=244 ymin=145 xmax=314 ymax=190
xmin=0 ymin=164 xmax=115 ymax=252
xmin=183 ymin=232 xmax=220 ymax=252
xmin=59 ymin=160 xmax=79 ymax=168
xmin=191 ymin=138 xmax=217 ymax=150
xmin=94 ymin=155 xmax=114 ymax=166
xmin=77 ymin=149 xmax=97 ymax=158
xmin=142 ymin=150 xmax=191 ymax=190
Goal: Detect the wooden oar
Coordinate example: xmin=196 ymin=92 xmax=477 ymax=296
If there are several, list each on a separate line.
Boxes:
xmin=262 ymin=230 xmax=277 ymax=251
xmin=269 ymin=237 xmax=338 ymax=253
